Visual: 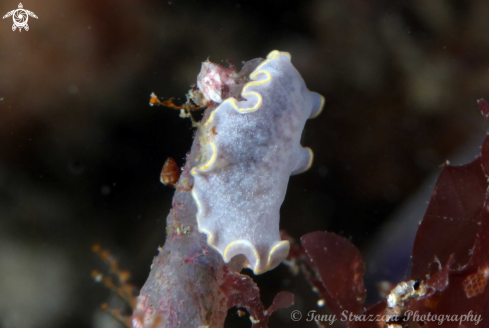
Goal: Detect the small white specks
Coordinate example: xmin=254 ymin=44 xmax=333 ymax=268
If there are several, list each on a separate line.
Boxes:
xmin=93 ymin=272 xmax=103 ymax=282
xmin=317 ymin=299 xmax=325 ymax=307
xmin=249 ymin=316 xmax=260 ymax=324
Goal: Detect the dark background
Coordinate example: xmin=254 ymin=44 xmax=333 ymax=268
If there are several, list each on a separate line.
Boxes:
xmin=1 ymin=0 xmax=488 ymax=327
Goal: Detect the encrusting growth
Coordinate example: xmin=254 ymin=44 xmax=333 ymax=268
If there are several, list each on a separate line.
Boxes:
xmin=149 ymin=91 xmax=206 ymax=127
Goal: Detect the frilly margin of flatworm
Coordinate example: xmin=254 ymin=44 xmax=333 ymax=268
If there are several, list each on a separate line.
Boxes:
xmin=189 ymin=50 xmax=324 ymax=274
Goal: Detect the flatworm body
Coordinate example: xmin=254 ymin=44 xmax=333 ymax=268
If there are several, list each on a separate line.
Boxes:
xmin=191 ymin=50 xmax=324 ymax=274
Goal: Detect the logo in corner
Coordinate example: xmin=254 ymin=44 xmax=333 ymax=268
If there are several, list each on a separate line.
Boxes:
xmin=3 ymin=3 xmax=38 ymax=32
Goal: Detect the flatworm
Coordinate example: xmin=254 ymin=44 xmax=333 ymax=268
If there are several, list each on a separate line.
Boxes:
xmin=190 ymin=50 xmax=324 ymax=274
